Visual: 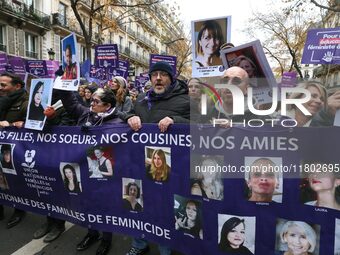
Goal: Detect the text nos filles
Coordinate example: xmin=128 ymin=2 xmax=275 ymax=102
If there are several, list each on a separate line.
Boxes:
xmin=35 ymin=132 xmax=192 ymax=147
xmin=199 ymin=135 xmax=298 ymax=151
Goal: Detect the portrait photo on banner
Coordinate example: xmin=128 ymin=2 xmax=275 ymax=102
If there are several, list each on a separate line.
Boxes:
xmin=86 ymin=145 xmax=114 ymax=179
xmin=244 ymin=156 xmax=283 ymax=203
xmin=191 ymin=16 xmax=231 ymax=78
xmin=335 ymin=218 xmax=340 ymax=255
xmin=61 ymin=33 xmax=79 ymax=80
xmin=174 ymin=194 xmax=203 ymax=240
xmin=122 ymin=177 xmax=143 ymax=212
xmin=190 ymin=154 xmax=224 ymax=201
xmin=144 ymin=146 xmax=171 ymax=183
xmin=59 ymin=162 xmax=82 ymax=194
xmin=300 ymin=159 xmax=340 ymax=211
xmin=25 ymin=78 xmax=54 ymax=131
xmin=218 ymin=213 xmax=255 ymax=254
xmin=220 ymin=40 xmax=277 ymax=105
xmin=0 ymin=168 xmax=9 ymax=190
xmin=0 ymin=143 xmax=16 ymax=175
xmin=275 ymin=218 xmax=320 ymax=255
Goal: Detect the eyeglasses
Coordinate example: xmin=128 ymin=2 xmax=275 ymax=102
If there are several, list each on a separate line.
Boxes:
xmin=90 ymin=98 xmax=103 ymax=105
xmin=150 ymin=71 xmax=169 ymax=78
xmin=220 ymin=76 xmax=243 ymax=85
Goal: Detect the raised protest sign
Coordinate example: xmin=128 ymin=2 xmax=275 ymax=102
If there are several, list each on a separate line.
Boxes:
xmin=53 ymin=33 xmax=80 ymax=91
xmin=7 ymin=56 xmax=26 ymax=80
xmin=95 ymin=44 xmax=119 ymax=68
xmin=0 ymin=125 xmax=340 ymax=254
xmin=25 ymin=60 xmax=48 ymax=77
xmin=301 ymin=27 xmax=340 ymax=64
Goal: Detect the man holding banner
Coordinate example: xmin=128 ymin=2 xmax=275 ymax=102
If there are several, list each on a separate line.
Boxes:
xmin=125 ymin=61 xmax=190 ymax=255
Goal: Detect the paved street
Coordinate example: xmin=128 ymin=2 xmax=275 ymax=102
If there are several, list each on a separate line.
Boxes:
xmin=0 ymin=206 xmax=184 ymax=255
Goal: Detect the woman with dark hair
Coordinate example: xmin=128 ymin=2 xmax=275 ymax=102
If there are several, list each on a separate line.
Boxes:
xmin=175 ymin=200 xmax=203 ymax=239
xmin=28 ymin=81 xmax=45 ymax=121
xmin=123 ymin=182 xmax=143 ymax=212
xmin=195 ymin=20 xmax=224 ymax=67
xmin=110 ymin=76 xmax=133 ymax=119
xmin=219 ymin=217 xmax=253 ymax=254
xmin=146 ymin=149 xmax=170 ymax=182
xmin=1 ymin=144 xmax=13 ymax=169
xmin=62 ymin=164 xmax=81 ymax=193
xmin=49 ymin=87 xmax=123 ymax=255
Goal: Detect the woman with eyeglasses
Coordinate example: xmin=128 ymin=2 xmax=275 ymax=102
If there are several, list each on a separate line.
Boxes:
xmin=50 ymin=86 xmax=122 ymax=255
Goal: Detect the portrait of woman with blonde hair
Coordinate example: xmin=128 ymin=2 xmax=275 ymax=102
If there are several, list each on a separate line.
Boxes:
xmin=146 ymin=148 xmax=171 ymax=182
xmin=276 ymin=220 xmax=318 ymax=255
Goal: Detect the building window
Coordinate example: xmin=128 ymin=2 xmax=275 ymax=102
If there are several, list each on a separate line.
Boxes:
xmin=0 ymin=25 xmax=6 ymax=52
xmin=58 ymin=2 xmax=67 ymax=26
xmin=25 ymin=33 xmax=37 ymax=58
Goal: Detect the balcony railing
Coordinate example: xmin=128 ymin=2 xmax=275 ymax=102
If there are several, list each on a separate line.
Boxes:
xmin=126 ymin=27 xmax=136 ymax=37
xmin=0 ymin=44 xmax=6 ymax=52
xmin=0 ymin=0 xmax=51 ymax=27
xmin=52 ymin=13 xmax=68 ymax=27
xmin=26 ymin=50 xmax=38 ymax=59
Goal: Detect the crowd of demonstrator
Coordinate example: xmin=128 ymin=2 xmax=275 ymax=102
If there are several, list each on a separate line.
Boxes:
xmin=0 ymin=58 xmax=340 ymax=255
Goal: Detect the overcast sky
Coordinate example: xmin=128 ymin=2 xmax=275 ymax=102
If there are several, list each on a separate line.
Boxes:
xmin=169 ymin=0 xmax=282 ymax=45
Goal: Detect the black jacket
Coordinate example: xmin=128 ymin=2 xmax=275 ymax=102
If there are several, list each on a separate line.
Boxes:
xmin=125 ymin=79 xmax=190 ymax=124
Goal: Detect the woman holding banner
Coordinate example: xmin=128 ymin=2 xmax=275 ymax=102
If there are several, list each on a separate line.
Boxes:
xmin=52 ymin=87 xmax=122 ymax=255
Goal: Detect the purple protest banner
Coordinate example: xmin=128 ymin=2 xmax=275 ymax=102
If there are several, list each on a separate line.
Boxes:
xmin=45 ymin=60 xmax=60 ymax=78
xmin=0 ymin=52 xmax=8 ymax=73
xmin=95 ymin=44 xmax=119 ymax=68
xmin=25 ymin=60 xmax=48 ymax=77
xmin=117 ymin=59 xmax=129 ymax=79
xmin=301 ymin=27 xmax=340 ymax=64
xmin=280 ymin=71 xmax=297 ymax=88
xmin=7 ymin=56 xmax=26 ymax=80
xmin=150 ymin=54 xmax=177 ymax=76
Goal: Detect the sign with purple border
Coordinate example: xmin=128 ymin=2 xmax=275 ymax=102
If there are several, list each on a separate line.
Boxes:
xmin=25 ymin=60 xmax=48 ymax=77
xmin=95 ymin=44 xmax=119 ymax=68
xmin=301 ymin=27 xmax=340 ymax=64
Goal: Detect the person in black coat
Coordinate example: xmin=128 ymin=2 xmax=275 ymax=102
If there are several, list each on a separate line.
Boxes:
xmin=125 ymin=61 xmax=190 ymax=255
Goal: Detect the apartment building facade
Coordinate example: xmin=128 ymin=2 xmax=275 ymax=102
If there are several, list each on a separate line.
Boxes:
xmin=0 ymin=0 xmax=185 ymax=79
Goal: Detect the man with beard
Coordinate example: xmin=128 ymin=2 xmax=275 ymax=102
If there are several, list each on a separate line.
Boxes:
xmin=125 ymin=61 xmax=190 ymax=255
